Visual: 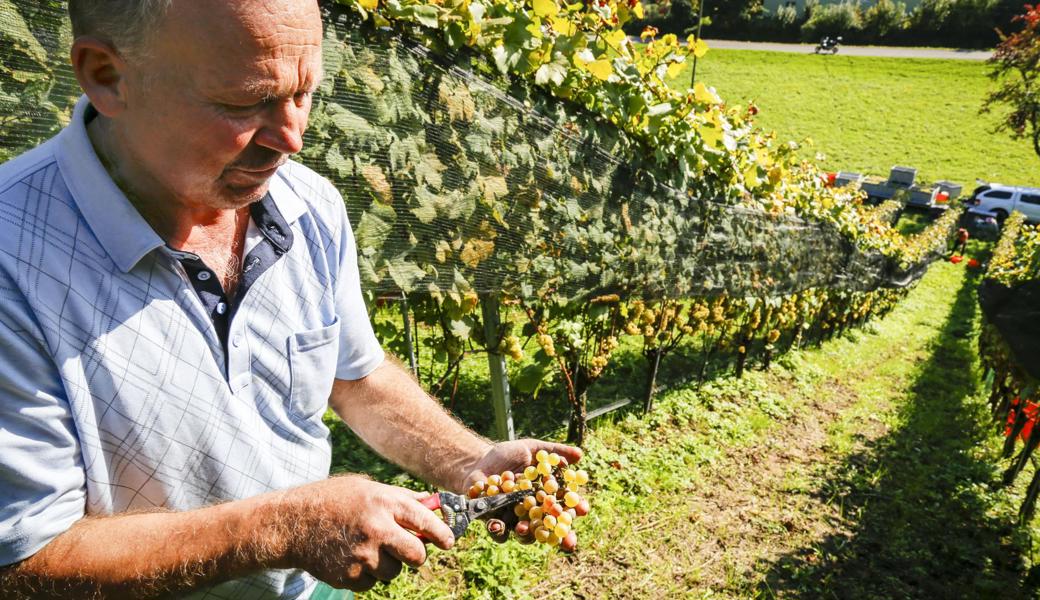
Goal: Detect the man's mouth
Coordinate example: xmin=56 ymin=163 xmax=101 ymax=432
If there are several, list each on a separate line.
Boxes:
xmin=224 ymin=162 xmax=285 ymax=185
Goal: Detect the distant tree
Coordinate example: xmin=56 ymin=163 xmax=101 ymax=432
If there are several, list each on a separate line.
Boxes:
xmin=984 ymin=4 xmax=1040 ymax=159
xmin=705 ymin=0 xmax=765 ymax=31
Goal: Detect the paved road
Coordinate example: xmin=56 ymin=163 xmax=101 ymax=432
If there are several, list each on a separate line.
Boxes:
xmin=705 ymin=39 xmax=992 ymax=61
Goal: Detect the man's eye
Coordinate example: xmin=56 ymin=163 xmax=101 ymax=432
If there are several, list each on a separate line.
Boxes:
xmin=222 ymin=103 xmax=262 ymax=115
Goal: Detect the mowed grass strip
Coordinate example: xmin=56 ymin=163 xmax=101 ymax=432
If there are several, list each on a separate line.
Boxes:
xmin=675 ymin=49 xmax=1040 ymax=188
xmin=361 ymin=253 xmax=1039 ymax=598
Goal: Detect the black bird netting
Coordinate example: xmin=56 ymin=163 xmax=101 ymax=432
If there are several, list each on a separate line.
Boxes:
xmin=0 ymin=2 xmax=940 ymax=305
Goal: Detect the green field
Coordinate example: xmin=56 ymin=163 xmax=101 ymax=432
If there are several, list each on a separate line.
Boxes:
xmin=678 ymin=49 xmax=1039 ymax=189
xmin=341 ymin=245 xmax=1040 ymax=599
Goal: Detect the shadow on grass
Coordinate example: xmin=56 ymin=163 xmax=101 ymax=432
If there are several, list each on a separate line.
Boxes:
xmin=755 ymin=263 xmax=1038 ymax=598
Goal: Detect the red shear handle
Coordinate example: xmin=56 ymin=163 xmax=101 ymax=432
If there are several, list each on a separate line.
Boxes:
xmin=416 ymin=494 xmax=443 ymax=542
xmin=420 ymin=493 xmax=442 ymax=511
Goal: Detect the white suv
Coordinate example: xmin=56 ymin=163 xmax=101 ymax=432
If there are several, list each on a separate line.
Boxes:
xmin=969 ymin=184 xmax=1040 ymax=223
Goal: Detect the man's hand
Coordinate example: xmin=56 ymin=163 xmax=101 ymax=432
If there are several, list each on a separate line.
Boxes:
xmin=460 ymin=439 xmax=582 ymax=544
xmin=279 ymin=475 xmax=455 ymax=592
xmin=459 ymin=439 xmax=583 ymax=493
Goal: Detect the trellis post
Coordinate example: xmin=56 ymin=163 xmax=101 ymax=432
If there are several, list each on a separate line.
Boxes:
xmin=481 ymin=294 xmax=515 ymax=441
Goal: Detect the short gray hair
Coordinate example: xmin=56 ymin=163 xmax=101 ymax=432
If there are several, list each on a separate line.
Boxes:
xmin=68 ymin=0 xmax=173 ymax=56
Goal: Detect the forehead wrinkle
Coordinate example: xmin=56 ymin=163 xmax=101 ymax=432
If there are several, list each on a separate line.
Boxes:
xmin=237 ymin=52 xmax=322 ymax=99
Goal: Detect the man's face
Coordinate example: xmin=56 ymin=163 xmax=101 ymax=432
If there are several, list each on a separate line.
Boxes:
xmin=114 ymin=0 xmax=323 ymax=210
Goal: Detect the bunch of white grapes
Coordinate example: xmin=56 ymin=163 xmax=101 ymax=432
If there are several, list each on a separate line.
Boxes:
xmin=467 ymin=450 xmax=591 ymax=552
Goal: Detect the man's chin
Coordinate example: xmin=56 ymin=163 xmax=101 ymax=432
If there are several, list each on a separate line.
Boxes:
xmin=217 ymin=181 xmax=271 ymax=209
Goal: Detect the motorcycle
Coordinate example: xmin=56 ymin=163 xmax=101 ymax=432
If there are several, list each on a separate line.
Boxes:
xmin=815 ymin=36 xmax=842 ymax=55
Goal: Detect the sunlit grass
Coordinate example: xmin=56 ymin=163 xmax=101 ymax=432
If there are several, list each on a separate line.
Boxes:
xmin=673 ymin=49 xmax=1039 ymax=188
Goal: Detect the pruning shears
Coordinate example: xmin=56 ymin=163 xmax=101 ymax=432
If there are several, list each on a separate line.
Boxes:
xmin=420 ymin=490 xmax=533 ymax=538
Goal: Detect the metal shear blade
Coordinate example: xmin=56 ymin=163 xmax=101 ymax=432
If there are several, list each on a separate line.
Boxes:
xmin=433 ymin=490 xmax=533 ymax=538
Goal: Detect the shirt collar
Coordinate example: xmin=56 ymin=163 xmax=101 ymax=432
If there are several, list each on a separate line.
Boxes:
xmin=55 ymin=96 xmax=165 ymax=273
xmin=56 ymin=95 xmax=310 ymax=273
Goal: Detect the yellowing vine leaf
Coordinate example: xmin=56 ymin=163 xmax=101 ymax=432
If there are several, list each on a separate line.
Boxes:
xmin=586 ymin=59 xmax=612 ymax=81
xmin=694 ymin=82 xmax=720 ymax=105
xmin=461 ymin=239 xmax=496 ymax=267
xmin=687 ymin=35 xmax=709 ymax=58
xmin=361 ymin=164 xmax=393 ymax=203
xmin=532 ymin=0 xmax=559 ymax=18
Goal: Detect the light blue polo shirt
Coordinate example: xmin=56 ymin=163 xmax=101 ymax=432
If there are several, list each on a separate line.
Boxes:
xmin=0 ymin=96 xmax=384 ymax=599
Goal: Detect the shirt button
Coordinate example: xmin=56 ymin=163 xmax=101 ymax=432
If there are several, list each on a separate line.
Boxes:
xmin=197 ymin=271 xmax=212 ymax=282
xmin=232 ymin=335 xmax=243 ymax=348
xmin=216 ymin=302 xmax=227 ymax=315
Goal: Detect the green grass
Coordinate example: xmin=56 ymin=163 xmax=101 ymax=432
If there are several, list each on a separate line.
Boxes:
xmin=334 ymin=246 xmax=1040 ymax=598
xmin=676 ymin=50 xmax=1040 ymax=188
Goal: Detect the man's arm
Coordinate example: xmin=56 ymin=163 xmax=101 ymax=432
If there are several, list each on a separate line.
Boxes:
xmin=330 ymin=357 xmax=582 ymax=494
xmin=0 ymin=476 xmax=454 ymax=599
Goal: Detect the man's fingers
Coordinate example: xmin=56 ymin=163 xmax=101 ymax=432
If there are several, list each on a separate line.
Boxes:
xmin=383 ymin=529 xmax=429 ymax=569
xmin=398 ymin=497 xmax=456 ymax=550
xmin=370 ymin=549 xmax=405 ymax=582
xmin=346 ymin=572 xmax=378 ymax=592
xmin=530 ymin=440 xmax=583 ymax=464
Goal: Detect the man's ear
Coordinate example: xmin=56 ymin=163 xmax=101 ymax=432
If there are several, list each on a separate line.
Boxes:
xmin=70 ymin=37 xmax=130 ymax=118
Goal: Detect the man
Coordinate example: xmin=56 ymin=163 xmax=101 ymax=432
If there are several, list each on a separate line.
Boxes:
xmin=0 ymin=1 xmax=580 ymax=598
xmin=951 ymin=226 xmax=970 ymax=257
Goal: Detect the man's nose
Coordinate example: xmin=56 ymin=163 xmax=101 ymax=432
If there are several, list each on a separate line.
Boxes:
xmin=255 ymin=97 xmax=309 ymax=155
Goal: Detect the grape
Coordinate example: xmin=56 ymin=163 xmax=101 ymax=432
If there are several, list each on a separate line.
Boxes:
xmin=542 ymin=478 xmax=560 ymax=494
xmin=487 ymin=519 xmax=506 ymax=536
xmin=535 ymin=528 xmax=552 ymax=544
xmin=528 ymin=507 xmax=543 ymax=521
xmin=514 ymin=504 xmax=528 ymax=518
xmin=501 ymin=479 xmax=516 ymax=493
xmin=560 ymin=531 xmax=578 ymax=553
xmin=485 ymin=485 xmax=500 ymax=496
xmin=515 ymin=521 xmax=531 ymax=537
xmin=488 ymin=474 xmax=502 ymax=487
xmin=535 ymin=490 xmax=547 ymax=503
xmin=548 ymin=453 xmax=561 ymax=467
xmin=558 ymin=511 xmax=573 ymax=526
xmin=546 ymin=502 xmax=564 ymax=518
xmin=516 ymin=479 xmax=533 ymax=491
xmin=574 ymin=498 xmax=590 ymax=517
xmin=575 ymin=470 xmax=589 ymax=485
xmin=523 ymin=496 xmax=538 ymax=510
xmin=563 ymin=469 xmax=577 ymax=483
xmin=501 ymin=470 xmax=516 ymax=482
xmin=546 ymin=532 xmax=561 ymax=546
xmin=535 ymin=450 xmax=549 ymax=463
xmin=467 ymin=485 xmax=482 ymax=499
xmin=564 ymin=491 xmax=581 ymax=508
xmin=553 ymin=523 xmax=570 ymax=538
xmin=537 ymin=462 xmax=552 ymax=476
xmin=543 ymin=515 xmax=558 ymax=529
xmin=524 ymin=466 xmax=538 ymax=481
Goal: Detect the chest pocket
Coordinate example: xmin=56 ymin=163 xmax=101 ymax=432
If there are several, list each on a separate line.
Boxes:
xmin=287 ymin=317 xmax=341 ymax=427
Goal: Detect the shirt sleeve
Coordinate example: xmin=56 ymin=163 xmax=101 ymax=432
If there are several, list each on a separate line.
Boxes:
xmin=332 ymin=198 xmax=385 ymax=381
xmin=0 ymin=292 xmax=86 ymax=567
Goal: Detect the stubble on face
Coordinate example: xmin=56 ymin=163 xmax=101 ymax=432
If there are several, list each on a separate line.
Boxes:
xmin=112 ymin=0 xmax=323 ymax=215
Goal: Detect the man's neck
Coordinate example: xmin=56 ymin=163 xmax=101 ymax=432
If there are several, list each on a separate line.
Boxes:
xmin=86 ymin=115 xmax=249 ymax=295
xmin=85 ymin=115 xmax=243 ymax=248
